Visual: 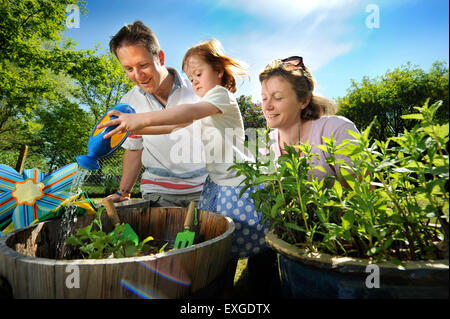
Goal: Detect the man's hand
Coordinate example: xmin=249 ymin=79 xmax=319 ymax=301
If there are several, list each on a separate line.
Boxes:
xmin=104 ymin=192 xmax=129 ymax=203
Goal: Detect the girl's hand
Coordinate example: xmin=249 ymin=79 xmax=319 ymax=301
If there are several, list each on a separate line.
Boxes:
xmin=97 ymin=110 xmax=148 ymax=139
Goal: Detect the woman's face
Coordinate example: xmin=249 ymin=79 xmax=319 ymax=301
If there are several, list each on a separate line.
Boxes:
xmin=261 ymin=75 xmax=306 ymax=129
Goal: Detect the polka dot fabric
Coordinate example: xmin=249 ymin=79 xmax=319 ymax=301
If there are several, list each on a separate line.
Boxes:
xmin=198 ymin=176 xmax=269 ymax=259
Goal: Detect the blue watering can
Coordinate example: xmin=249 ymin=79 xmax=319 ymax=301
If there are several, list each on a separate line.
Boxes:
xmin=76 ymin=103 xmax=136 ymax=170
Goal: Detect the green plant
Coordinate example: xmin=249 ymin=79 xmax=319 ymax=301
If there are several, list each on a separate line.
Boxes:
xmin=232 ymin=100 xmax=448 ymax=264
xmin=66 ymin=208 xmax=163 ymax=259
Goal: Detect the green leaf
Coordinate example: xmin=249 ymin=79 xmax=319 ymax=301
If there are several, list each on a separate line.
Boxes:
xmin=313 ymin=165 xmax=327 ymax=173
xmin=315 ymin=144 xmax=329 ymax=152
xmin=285 ymin=223 xmax=306 ymax=233
xmin=341 ymin=169 xmax=356 ymax=190
xmin=401 ymin=114 xmax=424 ymax=120
xmin=365 ymin=223 xmax=380 ymax=239
xmin=383 ymin=237 xmax=394 ymax=250
xmin=333 ymin=180 xmax=343 ymax=199
xmin=141 ymin=236 xmax=154 ymax=245
xmin=375 ymin=159 xmax=398 ymax=171
xmin=76 ymin=224 xmax=92 ymax=237
xmin=253 ymin=175 xmax=279 ymax=184
xmin=271 ymin=200 xmax=284 ymax=218
xmin=392 ymin=167 xmax=413 ymax=173
xmin=65 ymin=236 xmax=83 ymax=246
xmin=367 ymin=246 xmax=380 ymax=256
xmin=125 ymin=244 xmax=137 ymax=257
xmin=159 ymin=242 xmax=169 ymax=253
xmin=341 ymin=211 xmax=355 ymax=230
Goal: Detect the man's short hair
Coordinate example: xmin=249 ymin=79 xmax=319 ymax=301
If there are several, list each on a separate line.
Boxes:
xmin=109 ymin=20 xmax=161 ymax=59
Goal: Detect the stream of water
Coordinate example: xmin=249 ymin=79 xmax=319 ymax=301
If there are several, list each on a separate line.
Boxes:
xmin=55 ymin=166 xmax=91 ymax=259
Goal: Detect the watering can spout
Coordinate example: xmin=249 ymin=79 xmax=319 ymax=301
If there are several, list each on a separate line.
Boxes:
xmin=76 ymin=103 xmax=136 ymax=170
xmin=76 ymin=155 xmax=100 ymax=170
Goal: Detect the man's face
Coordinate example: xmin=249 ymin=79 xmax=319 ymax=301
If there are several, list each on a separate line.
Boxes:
xmin=116 ymin=44 xmax=164 ymax=94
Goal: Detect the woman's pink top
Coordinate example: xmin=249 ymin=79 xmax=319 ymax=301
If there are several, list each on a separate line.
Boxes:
xmin=268 ymin=115 xmax=359 ymax=180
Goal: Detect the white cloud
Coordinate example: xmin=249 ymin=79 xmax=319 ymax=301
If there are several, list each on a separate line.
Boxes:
xmin=218 ymin=0 xmax=359 ymax=22
xmin=218 ymin=1 xmax=360 ymax=100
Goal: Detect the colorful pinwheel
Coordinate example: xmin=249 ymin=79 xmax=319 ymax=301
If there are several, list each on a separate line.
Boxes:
xmin=0 ymin=163 xmax=78 ymax=230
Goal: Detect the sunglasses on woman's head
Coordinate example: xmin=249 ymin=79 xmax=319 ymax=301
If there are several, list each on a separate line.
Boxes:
xmin=280 ymin=56 xmax=304 ymax=70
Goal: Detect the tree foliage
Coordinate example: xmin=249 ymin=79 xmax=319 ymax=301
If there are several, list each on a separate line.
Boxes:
xmin=0 ymin=0 xmax=86 ymax=131
xmin=37 ymin=99 xmax=93 ymax=169
xmin=0 ymin=0 xmax=133 ymax=172
xmin=237 ymin=95 xmax=266 ymax=129
xmin=336 ymin=61 xmax=449 ymax=141
xmin=73 ymin=52 xmax=134 ymax=123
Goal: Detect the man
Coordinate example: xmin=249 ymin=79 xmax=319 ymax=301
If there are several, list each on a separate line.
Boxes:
xmin=105 ymin=21 xmax=207 ymax=207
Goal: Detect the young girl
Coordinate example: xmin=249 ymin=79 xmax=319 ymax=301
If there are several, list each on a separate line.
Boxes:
xmin=98 ymin=39 xmax=269 ymax=260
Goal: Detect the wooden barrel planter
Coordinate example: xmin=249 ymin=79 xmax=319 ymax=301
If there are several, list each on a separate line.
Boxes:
xmin=0 ymin=200 xmax=234 ymax=299
xmin=266 ymin=231 xmax=449 ymax=299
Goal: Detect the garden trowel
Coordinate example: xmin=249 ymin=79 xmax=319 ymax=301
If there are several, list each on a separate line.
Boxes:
xmin=174 ymin=201 xmax=197 ymax=249
xmin=102 ymin=198 xmax=139 ymax=245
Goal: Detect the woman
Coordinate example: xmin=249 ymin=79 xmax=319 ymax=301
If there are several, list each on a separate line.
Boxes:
xmin=245 ymin=57 xmax=361 ymax=295
xmin=259 ymin=56 xmax=360 ymax=182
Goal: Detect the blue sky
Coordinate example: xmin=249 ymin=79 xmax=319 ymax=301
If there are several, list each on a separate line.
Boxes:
xmin=65 ymin=0 xmax=449 ymax=102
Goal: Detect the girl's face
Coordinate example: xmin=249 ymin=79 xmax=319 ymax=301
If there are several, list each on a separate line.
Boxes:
xmin=184 ymin=55 xmax=223 ymax=97
xmin=261 ymin=76 xmax=307 ymax=129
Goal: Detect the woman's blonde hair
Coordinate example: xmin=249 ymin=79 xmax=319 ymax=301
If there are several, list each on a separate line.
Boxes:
xmin=259 ymin=59 xmax=337 ymax=120
xmin=182 ymin=39 xmax=248 ymax=93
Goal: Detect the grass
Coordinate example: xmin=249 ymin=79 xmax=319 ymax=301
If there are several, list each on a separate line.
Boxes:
xmin=233 ymin=258 xmax=253 ymax=297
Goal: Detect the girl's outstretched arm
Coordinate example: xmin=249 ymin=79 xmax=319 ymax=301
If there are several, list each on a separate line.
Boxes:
xmin=98 ymin=101 xmax=220 ymax=139
xmin=133 ymin=122 xmax=192 ymax=135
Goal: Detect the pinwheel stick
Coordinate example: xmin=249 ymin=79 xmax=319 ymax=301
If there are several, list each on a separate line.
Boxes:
xmin=15 ymin=145 xmax=28 ymax=175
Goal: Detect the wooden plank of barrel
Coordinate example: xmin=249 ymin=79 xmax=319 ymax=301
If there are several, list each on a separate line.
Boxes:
xmin=0 ymin=201 xmax=234 ymax=299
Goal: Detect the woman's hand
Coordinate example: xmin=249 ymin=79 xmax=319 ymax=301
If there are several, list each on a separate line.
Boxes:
xmin=97 ymin=109 xmax=149 ymax=139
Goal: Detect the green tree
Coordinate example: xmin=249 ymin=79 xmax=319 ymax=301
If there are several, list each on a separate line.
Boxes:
xmin=0 ymin=113 xmax=48 ymax=170
xmin=37 ymin=99 xmax=93 ymax=169
xmin=72 ymin=52 xmax=134 ymax=123
xmin=0 ymin=65 xmax=78 ymax=170
xmin=336 ymin=61 xmax=449 ymax=141
xmin=0 ymin=0 xmax=89 ymax=133
xmin=0 ymin=0 xmax=134 ymax=172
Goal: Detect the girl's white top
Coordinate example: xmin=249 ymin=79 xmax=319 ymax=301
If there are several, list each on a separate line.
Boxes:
xmin=195 ymin=85 xmax=253 ymax=186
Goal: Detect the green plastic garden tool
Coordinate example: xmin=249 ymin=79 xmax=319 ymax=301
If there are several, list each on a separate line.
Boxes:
xmin=103 ymin=198 xmax=139 ymax=245
xmin=174 ymin=201 xmax=197 ymax=249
